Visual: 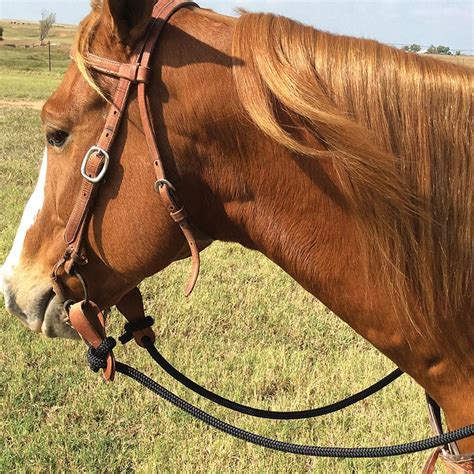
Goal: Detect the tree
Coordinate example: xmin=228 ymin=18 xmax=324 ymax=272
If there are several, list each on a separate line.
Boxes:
xmin=436 ymin=45 xmax=451 ymax=55
xmin=427 ymin=44 xmax=437 ymax=54
xmin=39 ymin=10 xmax=56 ymax=44
xmin=409 ymin=44 xmax=421 ymax=53
xmin=402 ymin=44 xmax=422 ymax=54
xmin=455 ymin=50 xmax=462 ymax=56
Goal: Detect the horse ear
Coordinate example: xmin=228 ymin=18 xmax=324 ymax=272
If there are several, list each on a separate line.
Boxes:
xmin=102 ymin=0 xmax=155 ymax=45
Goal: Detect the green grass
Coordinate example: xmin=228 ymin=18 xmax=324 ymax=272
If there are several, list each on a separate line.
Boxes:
xmin=0 ymin=20 xmax=72 ymax=101
xmin=0 ymin=46 xmax=70 ymax=74
xmin=0 ymin=20 xmax=76 ymax=47
xmin=0 ymin=72 xmax=61 ymax=100
xmin=0 ymin=57 xmax=435 ymax=472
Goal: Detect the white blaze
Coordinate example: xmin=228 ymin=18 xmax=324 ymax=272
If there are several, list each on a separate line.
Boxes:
xmin=0 ymin=148 xmax=48 ymax=286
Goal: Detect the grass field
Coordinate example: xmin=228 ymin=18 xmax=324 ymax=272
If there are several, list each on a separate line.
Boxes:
xmin=0 ymin=20 xmax=70 ymax=101
xmin=0 ymin=105 xmax=432 ymax=473
xmin=0 ymin=17 xmax=464 ymax=474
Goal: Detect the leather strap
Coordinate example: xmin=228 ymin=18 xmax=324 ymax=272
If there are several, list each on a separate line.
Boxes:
xmin=68 ymin=301 xmax=115 ymax=381
xmin=85 ymin=53 xmax=151 ymax=83
xmin=423 ymin=447 xmax=442 ymax=474
xmin=116 ymin=288 xmax=156 ymax=347
xmin=440 ymin=452 xmax=474 ymax=473
xmin=427 ymin=394 xmax=460 ymax=456
xmin=157 ymin=184 xmax=200 ymax=295
xmin=136 ymin=0 xmax=200 ymax=295
xmin=64 ymin=152 xmax=105 ymax=246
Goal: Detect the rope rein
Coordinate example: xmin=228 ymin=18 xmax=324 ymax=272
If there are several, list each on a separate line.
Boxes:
xmin=84 ymin=323 xmax=474 ymax=459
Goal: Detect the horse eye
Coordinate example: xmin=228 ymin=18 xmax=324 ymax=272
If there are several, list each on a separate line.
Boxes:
xmin=46 ymin=130 xmax=68 ymax=148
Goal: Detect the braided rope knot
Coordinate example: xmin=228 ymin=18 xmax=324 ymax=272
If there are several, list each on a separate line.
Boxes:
xmin=87 ymin=337 xmax=117 ymax=372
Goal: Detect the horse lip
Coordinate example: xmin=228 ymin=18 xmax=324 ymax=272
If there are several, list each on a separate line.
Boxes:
xmin=39 ymin=289 xmax=55 ymax=321
xmin=27 ymin=289 xmax=55 ymax=333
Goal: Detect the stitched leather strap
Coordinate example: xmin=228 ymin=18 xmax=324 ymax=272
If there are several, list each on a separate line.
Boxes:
xmin=136 ymin=0 xmax=200 ymax=295
xmin=64 ymin=152 xmax=105 ymax=246
xmin=158 ymin=184 xmax=200 ymax=295
xmin=86 ymin=53 xmax=151 ymax=83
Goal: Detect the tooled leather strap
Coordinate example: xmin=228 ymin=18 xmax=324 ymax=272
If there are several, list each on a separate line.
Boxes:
xmin=61 ymin=0 xmax=200 ymax=296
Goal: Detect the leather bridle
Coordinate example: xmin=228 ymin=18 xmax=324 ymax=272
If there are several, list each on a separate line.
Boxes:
xmin=51 ymin=0 xmax=201 ymax=380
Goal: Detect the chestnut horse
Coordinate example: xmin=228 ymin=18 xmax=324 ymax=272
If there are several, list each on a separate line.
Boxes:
xmin=1 ymin=0 xmax=472 ymax=459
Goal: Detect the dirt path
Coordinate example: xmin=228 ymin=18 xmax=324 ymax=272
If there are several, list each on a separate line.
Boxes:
xmin=0 ymin=99 xmax=44 ymax=110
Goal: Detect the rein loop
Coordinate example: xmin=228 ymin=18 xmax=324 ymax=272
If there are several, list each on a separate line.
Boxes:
xmin=66 ymin=286 xmax=474 ymax=459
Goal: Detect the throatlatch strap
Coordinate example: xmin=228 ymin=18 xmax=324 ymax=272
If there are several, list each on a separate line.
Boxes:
xmin=136 ymin=0 xmax=200 ymax=296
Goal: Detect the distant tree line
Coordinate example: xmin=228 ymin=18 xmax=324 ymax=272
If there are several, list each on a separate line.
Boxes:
xmin=402 ymin=44 xmax=462 ymax=56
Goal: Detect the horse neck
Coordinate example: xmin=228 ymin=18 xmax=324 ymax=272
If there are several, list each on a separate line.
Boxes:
xmin=153 ymin=11 xmax=473 ymax=442
xmin=180 ymin=122 xmax=413 ymax=366
xmin=183 ymin=128 xmax=474 ymax=440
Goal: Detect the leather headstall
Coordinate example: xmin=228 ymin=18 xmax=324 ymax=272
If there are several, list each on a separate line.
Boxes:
xmin=51 ymin=0 xmax=200 ymax=381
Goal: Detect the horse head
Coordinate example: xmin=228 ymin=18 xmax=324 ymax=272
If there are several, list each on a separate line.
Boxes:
xmin=0 ymin=0 xmax=220 ymax=338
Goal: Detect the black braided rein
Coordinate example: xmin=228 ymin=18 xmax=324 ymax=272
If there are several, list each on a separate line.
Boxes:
xmin=88 ymin=337 xmax=474 ymax=458
xmin=115 ymin=361 xmax=474 ymax=458
xmin=141 ymin=337 xmax=404 ymax=419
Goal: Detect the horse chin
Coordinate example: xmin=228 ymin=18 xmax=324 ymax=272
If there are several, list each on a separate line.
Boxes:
xmin=41 ymin=294 xmax=79 ymax=339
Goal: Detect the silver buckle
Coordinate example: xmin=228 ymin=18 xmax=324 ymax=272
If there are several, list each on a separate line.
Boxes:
xmin=154 ymin=179 xmax=176 ymax=193
xmin=81 ymin=146 xmax=110 ymax=184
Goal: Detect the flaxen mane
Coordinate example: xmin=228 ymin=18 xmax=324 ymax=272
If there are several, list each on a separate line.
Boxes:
xmin=74 ymin=4 xmax=104 ymax=98
xmin=74 ymin=7 xmax=472 ymax=339
xmin=232 ymin=12 xmax=472 ymax=338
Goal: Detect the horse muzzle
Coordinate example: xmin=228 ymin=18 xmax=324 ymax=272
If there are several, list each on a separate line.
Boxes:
xmin=0 ymin=266 xmax=78 ymax=339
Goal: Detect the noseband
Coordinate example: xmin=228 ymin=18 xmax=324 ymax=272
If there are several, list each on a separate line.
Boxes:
xmin=47 ymin=0 xmax=473 ymax=467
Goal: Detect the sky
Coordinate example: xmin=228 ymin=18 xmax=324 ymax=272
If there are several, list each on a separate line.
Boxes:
xmin=0 ymin=0 xmax=472 ymax=52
